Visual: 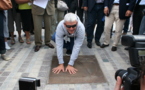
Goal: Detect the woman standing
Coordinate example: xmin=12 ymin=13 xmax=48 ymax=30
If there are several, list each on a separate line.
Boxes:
xmin=18 ymin=2 xmax=34 ymax=44
xmin=0 ymin=10 xmax=10 ymax=60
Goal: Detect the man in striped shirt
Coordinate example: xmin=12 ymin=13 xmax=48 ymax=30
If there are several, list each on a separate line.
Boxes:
xmin=52 ymin=13 xmax=85 ymax=74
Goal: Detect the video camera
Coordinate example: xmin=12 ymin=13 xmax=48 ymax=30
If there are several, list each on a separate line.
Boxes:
xmin=115 ymin=35 xmax=145 ymax=90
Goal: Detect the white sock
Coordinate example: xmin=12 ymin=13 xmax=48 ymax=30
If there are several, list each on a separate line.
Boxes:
xmin=5 ymin=42 xmax=11 ymax=50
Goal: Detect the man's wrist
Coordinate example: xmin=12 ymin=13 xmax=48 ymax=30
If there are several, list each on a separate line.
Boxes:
xmin=59 ymin=64 xmax=64 ymax=66
xmin=68 ymin=64 xmax=73 ymax=67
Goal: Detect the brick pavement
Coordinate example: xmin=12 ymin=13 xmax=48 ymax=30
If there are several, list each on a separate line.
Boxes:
xmin=0 ymin=34 xmax=131 ymax=90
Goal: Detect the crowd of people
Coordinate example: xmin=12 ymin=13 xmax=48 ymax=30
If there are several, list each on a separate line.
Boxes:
xmin=0 ymin=0 xmax=144 ymax=62
xmin=0 ymin=0 xmax=145 ymax=89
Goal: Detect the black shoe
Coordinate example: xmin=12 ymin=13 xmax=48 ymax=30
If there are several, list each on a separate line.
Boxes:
xmin=100 ymin=44 xmax=109 ymax=48
xmin=66 ymin=50 xmax=72 ymax=55
xmin=87 ymin=43 xmax=92 ymax=48
xmin=45 ymin=42 xmax=54 ymax=48
xmin=124 ymin=47 xmax=129 ymax=50
xmin=34 ymin=46 xmax=41 ymax=52
xmin=95 ymin=41 xmax=101 ymax=46
xmin=111 ymin=46 xmax=117 ymax=51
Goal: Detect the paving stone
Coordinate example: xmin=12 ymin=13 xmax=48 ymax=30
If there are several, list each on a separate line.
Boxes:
xmin=0 ymin=77 xmax=7 ymax=82
xmin=1 ymin=72 xmax=10 ymax=76
xmin=0 ymin=31 xmax=132 ymax=90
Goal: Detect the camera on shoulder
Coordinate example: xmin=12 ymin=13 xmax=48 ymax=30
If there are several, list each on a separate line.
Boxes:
xmin=115 ymin=35 xmax=145 ymax=90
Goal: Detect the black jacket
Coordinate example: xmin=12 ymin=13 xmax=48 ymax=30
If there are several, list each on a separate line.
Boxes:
xmin=83 ymin=0 xmax=98 ymax=12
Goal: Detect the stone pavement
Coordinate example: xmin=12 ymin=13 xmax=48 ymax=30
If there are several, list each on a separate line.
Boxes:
xmin=0 ymin=32 xmax=131 ymax=90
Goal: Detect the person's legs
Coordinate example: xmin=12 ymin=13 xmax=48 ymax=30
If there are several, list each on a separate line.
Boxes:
xmin=44 ymin=11 xmax=54 ymax=48
xmin=123 ymin=18 xmax=130 ymax=35
xmin=112 ymin=6 xmax=125 ymax=51
xmin=57 ymin=10 xmax=64 ymax=23
xmin=139 ymin=16 xmax=145 ymax=35
xmin=63 ymin=37 xmax=74 ymax=54
xmin=133 ymin=6 xmax=144 ymax=35
xmin=8 ymin=9 xmax=16 ymax=44
xmin=44 ymin=11 xmax=51 ymax=44
xmin=3 ymin=10 xmax=11 ymax=49
xmin=33 ymin=14 xmax=43 ymax=46
xmin=0 ymin=11 xmax=9 ymax=60
xmin=20 ymin=10 xmax=33 ymax=44
xmin=94 ymin=4 xmax=104 ymax=44
xmin=103 ymin=12 xmax=115 ymax=46
xmin=77 ymin=7 xmax=84 ymax=22
xmin=86 ymin=5 xmax=97 ymax=48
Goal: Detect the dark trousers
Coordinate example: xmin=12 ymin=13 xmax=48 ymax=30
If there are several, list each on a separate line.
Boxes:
xmin=133 ymin=5 xmax=145 ymax=35
xmin=63 ymin=37 xmax=74 ymax=51
xmin=86 ymin=3 xmax=104 ymax=43
xmin=69 ymin=0 xmax=84 ymax=22
xmin=0 ymin=11 xmax=6 ymax=54
xmin=52 ymin=33 xmax=74 ymax=51
xmin=76 ymin=8 xmax=84 ymax=22
xmin=19 ymin=9 xmax=34 ymax=31
xmin=123 ymin=18 xmax=130 ymax=33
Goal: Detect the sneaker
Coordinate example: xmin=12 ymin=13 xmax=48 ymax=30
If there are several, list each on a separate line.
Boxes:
xmin=1 ymin=54 xmax=10 ymax=61
xmin=5 ymin=42 xmax=11 ymax=50
xmin=87 ymin=43 xmax=92 ymax=48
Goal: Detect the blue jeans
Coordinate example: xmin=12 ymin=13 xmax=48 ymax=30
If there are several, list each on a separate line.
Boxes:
xmin=85 ymin=3 xmax=104 ymax=43
xmin=52 ymin=32 xmax=74 ymax=51
xmin=0 ymin=11 xmax=6 ymax=54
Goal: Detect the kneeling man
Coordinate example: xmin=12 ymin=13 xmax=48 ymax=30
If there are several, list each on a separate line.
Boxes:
xmin=52 ymin=13 xmax=85 ymax=74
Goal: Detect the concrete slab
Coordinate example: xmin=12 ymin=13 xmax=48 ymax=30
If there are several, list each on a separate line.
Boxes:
xmin=49 ymin=55 xmax=107 ymax=84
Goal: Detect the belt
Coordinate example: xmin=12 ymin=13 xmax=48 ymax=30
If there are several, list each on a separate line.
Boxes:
xmin=113 ymin=3 xmax=119 ymax=5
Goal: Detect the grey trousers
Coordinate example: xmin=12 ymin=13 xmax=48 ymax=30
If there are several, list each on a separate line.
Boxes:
xmin=3 ymin=10 xmax=9 ymax=38
xmin=33 ymin=11 xmax=52 ymax=46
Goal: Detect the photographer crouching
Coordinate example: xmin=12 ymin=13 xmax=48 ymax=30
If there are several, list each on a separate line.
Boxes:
xmin=114 ymin=35 xmax=145 ymax=90
xmin=114 ymin=60 xmax=145 ymax=90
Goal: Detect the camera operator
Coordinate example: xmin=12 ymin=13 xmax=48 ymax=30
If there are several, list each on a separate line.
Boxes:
xmin=114 ymin=60 xmax=145 ymax=90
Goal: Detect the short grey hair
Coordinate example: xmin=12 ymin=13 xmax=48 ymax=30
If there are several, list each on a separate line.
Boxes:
xmin=64 ymin=13 xmax=78 ymax=22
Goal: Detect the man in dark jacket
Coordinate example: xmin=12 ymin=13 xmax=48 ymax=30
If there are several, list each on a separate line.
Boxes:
xmin=133 ymin=0 xmax=145 ymax=35
xmin=83 ymin=0 xmax=105 ymax=48
xmin=100 ymin=0 xmax=136 ymax=51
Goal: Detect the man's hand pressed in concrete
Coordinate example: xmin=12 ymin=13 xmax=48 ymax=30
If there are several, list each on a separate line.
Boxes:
xmin=52 ymin=64 xmax=64 ymax=74
xmin=66 ymin=65 xmax=78 ymax=74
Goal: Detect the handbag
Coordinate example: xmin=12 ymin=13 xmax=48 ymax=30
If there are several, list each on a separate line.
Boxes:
xmin=0 ymin=0 xmax=12 ymax=10
xmin=15 ymin=0 xmax=30 ymax=4
xmin=57 ymin=0 xmax=68 ymax=11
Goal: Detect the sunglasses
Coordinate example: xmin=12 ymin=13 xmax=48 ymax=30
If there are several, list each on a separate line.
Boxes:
xmin=65 ymin=24 xmax=77 ymax=28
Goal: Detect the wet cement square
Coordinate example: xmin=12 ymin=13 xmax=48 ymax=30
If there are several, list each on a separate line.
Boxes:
xmin=49 ymin=55 xmax=106 ymax=84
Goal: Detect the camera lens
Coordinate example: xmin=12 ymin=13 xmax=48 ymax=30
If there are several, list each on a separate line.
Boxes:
xmin=115 ymin=69 xmax=127 ymax=80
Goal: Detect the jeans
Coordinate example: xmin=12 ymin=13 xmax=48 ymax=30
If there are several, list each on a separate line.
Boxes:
xmin=52 ymin=32 xmax=74 ymax=51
